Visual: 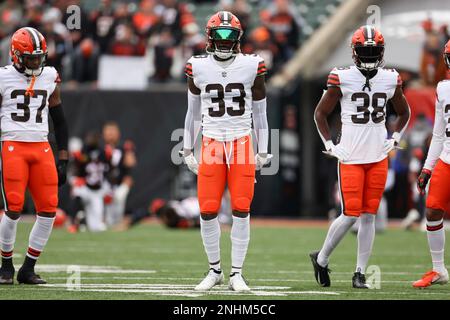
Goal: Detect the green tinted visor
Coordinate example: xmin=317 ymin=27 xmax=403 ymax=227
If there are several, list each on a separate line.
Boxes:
xmin=210 ymin=28 xmax=240 ymax=41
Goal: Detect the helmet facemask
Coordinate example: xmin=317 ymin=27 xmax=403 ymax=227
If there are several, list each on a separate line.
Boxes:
xmin=352 ymin=44 xmax=384 ymax=71
xmin=21 ymin=51 xmax=47 ymax=76
xmin=208 ymin=27 xmax=241 ymax=60
xmin=444 ymin=52 xmax=450 ymax=70
xmin=13 ymin=49 xmax=47 ymax=76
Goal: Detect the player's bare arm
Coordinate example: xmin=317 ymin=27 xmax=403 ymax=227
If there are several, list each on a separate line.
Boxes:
xmin=314 ymin=86 xmax=342 ymax=143
xmin=313 ymin=86 xmax=349 ymax=161
xmin=188 ymin=76 xmax=201 ymax=96
xmin=389 ymin=85 xmax=411 ymax=142
xmin=251 ymin=74 xmax=266 ymax=101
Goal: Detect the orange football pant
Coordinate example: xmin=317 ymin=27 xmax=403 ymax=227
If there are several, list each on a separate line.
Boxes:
xmin=198 ymin=135 xmax=255 ymax=214
xmin=1 ymin=141 xmax=58 ymax=213
xmin=338 ymin=157 xmax=388 ymax=217
xmin=426 ymin=159 xmax=450 ymax=212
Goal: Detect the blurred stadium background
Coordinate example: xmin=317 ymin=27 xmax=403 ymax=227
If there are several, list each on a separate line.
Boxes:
xmin=1 ymin=0 xmax=450 ymax=301
xmin=1 ymin=0 xmax=450 ymax=225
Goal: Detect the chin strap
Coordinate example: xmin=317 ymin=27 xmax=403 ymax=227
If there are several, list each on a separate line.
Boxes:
xmin=362 ymin=74 xmax=371 ymax=92
xmin=25 ymin=75 xmax=36 ymax=97
xmin=360 ymin=68 xmax=378 ymax=92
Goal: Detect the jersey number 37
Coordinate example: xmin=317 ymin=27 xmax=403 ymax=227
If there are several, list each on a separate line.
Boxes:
xmin=11 ymin=89 xmax=47 ymax=123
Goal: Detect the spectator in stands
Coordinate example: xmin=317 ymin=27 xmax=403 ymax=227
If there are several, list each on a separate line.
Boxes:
xmin=0 ymin=0 xmax=23 ymax=40
xmin=147 ymin=0 xmax=193 ymax=81
xmin=71 ymin=37 xmax=99 ymax=85
xmin=89 ymin=0 xmax=116 ymax=54
xmin=242 ymin=26 xmax=279 ymax=76
xmin=132 ymin=0 xmax=159 ymax=39
xmin=113 ymin=2 xmax=133 ymax=27
xmin=156 ymin=0 xmax=189 ymax=46
xmin=108 ymin=23 xmax=146 ymax=56
xmin=41 ymin=7 xmax=70 ymax=75
xmin=151 ymin=26 xmax=176 ymax=82
xmin=179 ymin=22 xmax=205 ymax=70
xmin=23 ymin=0 xmax=44 ymax=30
xmin=261 ymin=0 xmax=301 ymax=62
xmin=220 ymin=0 xmax=251 ymax=47
xmin=0 ymin=0 xmax=23 ymax=66
xmin=420 ymin=18 xmax=449 ymax=86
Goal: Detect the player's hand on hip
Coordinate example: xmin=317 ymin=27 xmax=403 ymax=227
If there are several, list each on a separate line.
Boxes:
xmin=255 ymin=153 xmax=273 ymax=171
xmin=417 ymin=168 xmax=432 ymax=195
xmin=322 ymin=140 xmax=349 ymax=162
xmin=57 ymin=159 xmax=68 ymax=187
xmin=180 ymin=149 xmax=199 ymax=175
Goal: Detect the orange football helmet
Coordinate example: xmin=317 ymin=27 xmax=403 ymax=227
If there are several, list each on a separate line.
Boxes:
xmin=351 ymin=25 xmax=385 ymax=70
xmin=444 ymin=39 xmax=450 ymax=69
xmin=10 ymin=27 xmax=48 ymax=76
xmin=206 ymin=11 xmax=243 ymax=60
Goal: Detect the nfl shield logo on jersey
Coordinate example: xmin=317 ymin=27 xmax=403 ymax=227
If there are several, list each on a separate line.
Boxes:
xmin=222 ymin=71 xmax=227 ymax=78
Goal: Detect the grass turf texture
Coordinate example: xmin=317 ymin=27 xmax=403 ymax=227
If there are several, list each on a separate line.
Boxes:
xmin=0 ymin=221 xmax=449 ymax=300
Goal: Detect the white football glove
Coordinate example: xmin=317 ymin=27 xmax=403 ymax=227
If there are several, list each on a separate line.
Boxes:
xmin=322 ymin=140 xmax=349 ymax=162
xmin=180 ymin=150 xmax=199 ymax=175
xmin=255 ymin=154 xmax=273 ymax=171
xmin=382 ymin=134 xmax=403 ymax=154
xmin=382 ymin=138 xmax=397 ymax=154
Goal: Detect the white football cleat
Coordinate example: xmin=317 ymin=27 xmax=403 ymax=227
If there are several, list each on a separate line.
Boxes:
xmin=194 ymin=269 xmax=224 ymax=291
xmin=229 ymin=273 xmax=250 ymax=292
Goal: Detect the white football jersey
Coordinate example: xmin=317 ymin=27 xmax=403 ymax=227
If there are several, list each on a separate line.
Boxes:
xmin=185 ymin=53 xmax=266 ymax=141
xmin=327 ymin=66 xmax=401 ymax=164
xmin=0 ymin=65 xmax=59 ymax=142
xmin=424 ymin=80 xmax=450 ymax=170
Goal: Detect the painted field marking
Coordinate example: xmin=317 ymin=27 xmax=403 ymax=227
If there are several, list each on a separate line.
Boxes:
xmin=39 ymin=283 xmax=341 ymax=297
xmin=15 ymin=264 xmax=156 ymax=274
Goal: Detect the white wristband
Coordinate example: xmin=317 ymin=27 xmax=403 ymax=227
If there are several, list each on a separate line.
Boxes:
xmin=392 ymin=132 xmax=401 ymax=143
xmin=324 ymin=140 xmax=333 ymax=151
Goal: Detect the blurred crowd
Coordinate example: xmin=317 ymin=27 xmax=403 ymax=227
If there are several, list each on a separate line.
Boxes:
xmin=419 ymin=17 xmax=450 ymax=87
xmin=0 ymin=0 xmax=303 ymax=85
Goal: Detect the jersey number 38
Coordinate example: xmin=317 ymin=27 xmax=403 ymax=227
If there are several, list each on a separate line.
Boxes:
xmin=351 ymin=92 xmax=387 ymax=124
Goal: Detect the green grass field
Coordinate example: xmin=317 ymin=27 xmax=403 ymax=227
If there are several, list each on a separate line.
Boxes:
xmin=0 ymin=220 xmax=449 ymax=300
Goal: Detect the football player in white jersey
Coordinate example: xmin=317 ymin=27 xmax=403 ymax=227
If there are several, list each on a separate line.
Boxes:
xmin=310 ymin=26 xmax=411 ymax=288
xmin=181 ymin=11 xmax=270 ymax=292
xmin=414 ymin=40 xmax=450 ymax=288
xmin=0 ymin=28 xmax=68 ymax=284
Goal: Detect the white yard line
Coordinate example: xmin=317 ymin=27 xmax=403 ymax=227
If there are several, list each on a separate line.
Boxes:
xmin=15 ymin=264 xmax=156 ymax=274
xmin=39 ymin=283 xmax=341 ymax=297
